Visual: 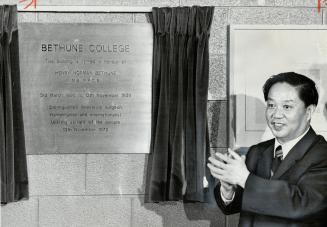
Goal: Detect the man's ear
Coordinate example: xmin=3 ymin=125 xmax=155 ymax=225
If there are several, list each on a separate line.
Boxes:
xmin=306 ymin=104 xmax=316 ymax=121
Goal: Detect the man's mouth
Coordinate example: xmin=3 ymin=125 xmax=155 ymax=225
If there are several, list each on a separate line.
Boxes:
xmin=271 ymin=122 xmax=285 ymax=130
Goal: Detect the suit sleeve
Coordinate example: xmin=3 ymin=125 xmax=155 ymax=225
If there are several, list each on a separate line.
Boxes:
xmin=214 ymin=146 xmax=258 ymax=214
xmin=242 ymin=157 xmax=327 ymax=220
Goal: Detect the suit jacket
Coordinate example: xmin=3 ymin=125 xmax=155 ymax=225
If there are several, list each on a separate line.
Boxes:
xmin=215 ymin=128 xmax=327 ymax=227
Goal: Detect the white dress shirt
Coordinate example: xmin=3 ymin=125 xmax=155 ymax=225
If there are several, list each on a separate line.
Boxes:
xmin=273 ymin=127 xmax=310 ymax=160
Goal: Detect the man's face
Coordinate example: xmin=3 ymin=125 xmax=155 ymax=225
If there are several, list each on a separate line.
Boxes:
xmin=265 ymin=82 xmax=311 ymax=144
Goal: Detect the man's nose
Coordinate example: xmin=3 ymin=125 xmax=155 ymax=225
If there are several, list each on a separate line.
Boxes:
xmin=272 ymin=106 xmax=284 ymax=118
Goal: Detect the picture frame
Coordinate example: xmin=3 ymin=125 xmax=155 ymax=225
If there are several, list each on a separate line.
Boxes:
xmin=229 ymin=25 xmax=327 ymax=149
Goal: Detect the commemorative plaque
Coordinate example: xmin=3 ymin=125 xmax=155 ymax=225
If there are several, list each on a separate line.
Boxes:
xmin=19 ymin=23 xmax=153 ymax=154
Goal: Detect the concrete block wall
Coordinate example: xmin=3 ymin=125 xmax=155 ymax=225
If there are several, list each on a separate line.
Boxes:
xmin=1 ymin=0 xmax=325 ymax=227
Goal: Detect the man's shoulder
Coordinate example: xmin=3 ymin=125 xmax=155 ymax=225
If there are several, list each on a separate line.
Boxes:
xmin=309 ymin=134 xmax=327 ymax=157
xmin=245 ymin=138 xmax=274 ymax=158
xmin=250 ymin=138 xmax=275 ymax=150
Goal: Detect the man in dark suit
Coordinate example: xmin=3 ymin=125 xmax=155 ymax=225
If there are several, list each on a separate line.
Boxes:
xmin=208 ymin=72 xmax=327 ymax=226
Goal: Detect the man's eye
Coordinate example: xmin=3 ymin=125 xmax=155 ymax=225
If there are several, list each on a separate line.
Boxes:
xmin=283 ymin=105 xmax=292 ymax=110
xmin=267 ymin=103 xmax=275 ymax=108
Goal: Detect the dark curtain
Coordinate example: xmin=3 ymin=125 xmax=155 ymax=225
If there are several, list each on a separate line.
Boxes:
xmin=147 ymin=6 xmax=214 ymax=202
xmin=0 ymin=5 xmax=28 ymax=204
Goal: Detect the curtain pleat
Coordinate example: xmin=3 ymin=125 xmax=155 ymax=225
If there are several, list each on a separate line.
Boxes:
xmin=0 ymin=5 xmax=28 ymax=205
xmin=147 ymin=6 xmax=214 ymax=202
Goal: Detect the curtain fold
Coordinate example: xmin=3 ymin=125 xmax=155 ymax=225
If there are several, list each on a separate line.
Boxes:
xmin=0 ymin=5 xmax=28 ymax=205
xmin=147 ymin=6 xmax=214 ymax=202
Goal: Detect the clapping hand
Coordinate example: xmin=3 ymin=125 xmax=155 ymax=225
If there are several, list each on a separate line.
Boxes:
xmin=207 ymin=148 xmax=250 ymax=189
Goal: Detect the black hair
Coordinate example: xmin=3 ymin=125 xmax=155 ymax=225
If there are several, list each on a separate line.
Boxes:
xmin=263 ymin=72 xmax=319 ymax=107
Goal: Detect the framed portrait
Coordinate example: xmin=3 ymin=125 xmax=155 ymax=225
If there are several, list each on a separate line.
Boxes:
xmin=229 ymin=25 xmax=327 ymax=149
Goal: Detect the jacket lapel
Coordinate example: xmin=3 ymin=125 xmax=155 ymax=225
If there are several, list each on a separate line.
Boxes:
xmin=257 ymin=141 xmax=274 ymax=179
xmin=271 ymin=127 xmax=318 ymax=179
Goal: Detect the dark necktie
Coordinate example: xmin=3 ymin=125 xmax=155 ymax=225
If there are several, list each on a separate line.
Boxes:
xmin=272 ymin=145 xmax=283 ymax=175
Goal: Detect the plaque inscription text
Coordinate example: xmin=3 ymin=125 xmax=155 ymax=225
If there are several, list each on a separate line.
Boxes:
xmin=19 ymin=23 xmax=153 ymax=154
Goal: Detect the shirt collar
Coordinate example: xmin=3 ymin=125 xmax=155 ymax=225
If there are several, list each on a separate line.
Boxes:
xmin=274 ymin=127 xmax=310 ymax=159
